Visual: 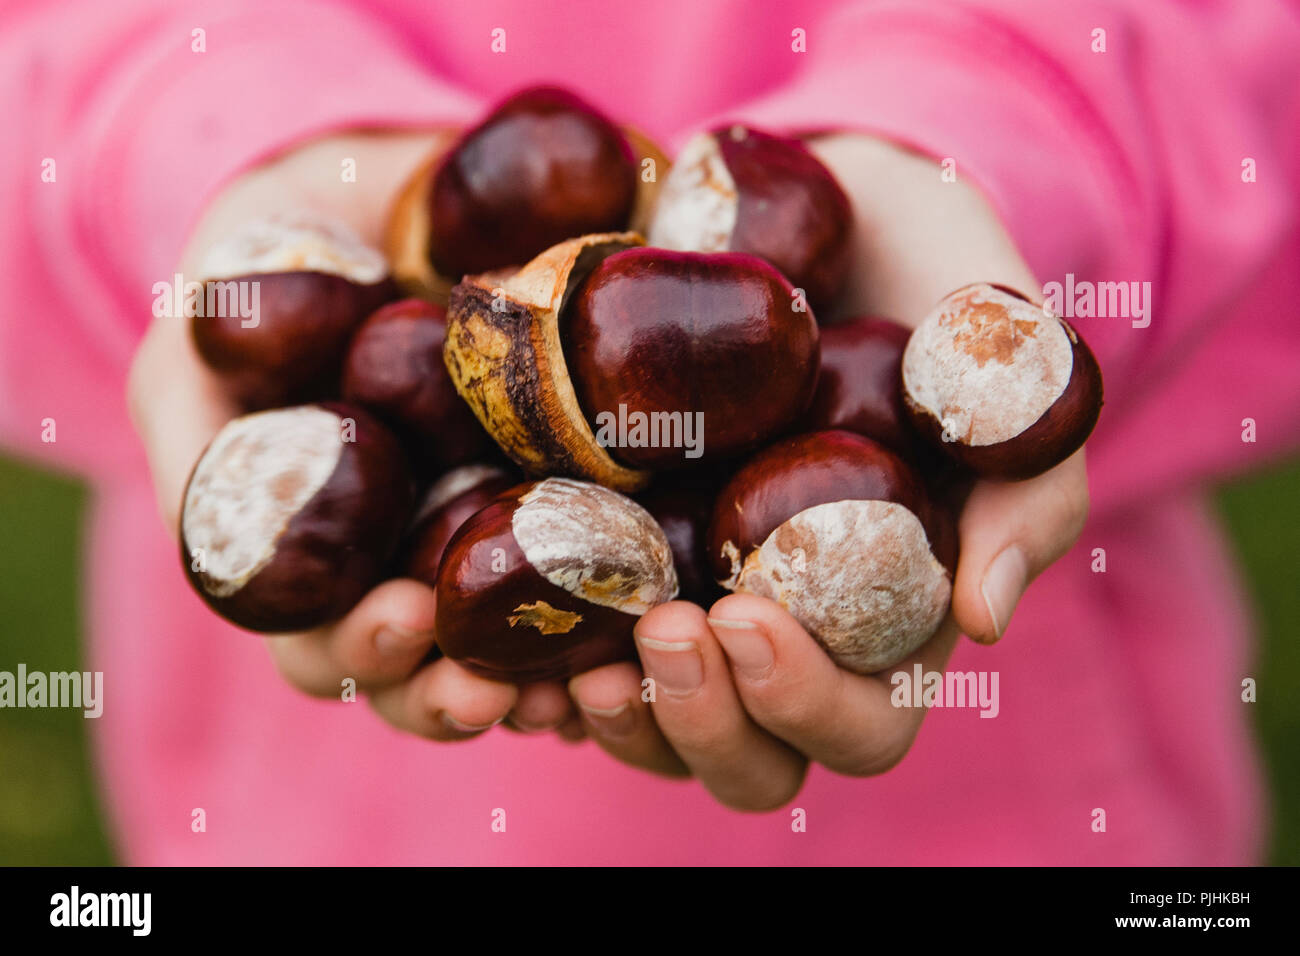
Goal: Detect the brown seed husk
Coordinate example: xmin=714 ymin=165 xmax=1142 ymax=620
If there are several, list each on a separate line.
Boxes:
xmin=443 ymin=233 xmax=651 ymax=492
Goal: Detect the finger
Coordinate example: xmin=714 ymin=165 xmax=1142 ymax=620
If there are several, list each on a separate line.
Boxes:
xmin=952 ymin=449 xmax=1090 ymax=644
xmin=707 ymin=593 xmax=961 ymax=777
xmin=634 ymin=602 xmax=807 ymax=811
xmin=126 ymin=314 xmax=237 ymax=534
xmin=504 ymin=681 xmax=577 ymax=734
xmin=368 ymin=656 xmax=517 ymax=740
xmin=262 ymin=579 xmax=438 ymax=697
xmin=553 ymin=714 xmax=588 ymax=744
xmin=568 ymin=662 xmax=688 ymax=777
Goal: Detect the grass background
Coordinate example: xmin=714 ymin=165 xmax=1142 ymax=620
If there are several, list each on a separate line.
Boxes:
xmin=0 ymin=451 xmax=1296 ymax=865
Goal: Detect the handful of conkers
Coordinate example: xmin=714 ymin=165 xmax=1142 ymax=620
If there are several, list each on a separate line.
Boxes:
xmin=175 ymin=85 xmax=1102 ymax=682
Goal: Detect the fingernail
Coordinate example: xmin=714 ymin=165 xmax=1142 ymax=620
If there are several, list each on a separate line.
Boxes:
xmin=441 ymin=712 xmax=503 ymax=734
xmin=580 ymin=701 xmax=635 ymax=737
xmin=375 ymin=624 xmax=433 ymax=657
xmin=708 ymin=618 xmax=773 ymax=680
xmin=981 ymin=546 xmax=1028 ymax=643
xmin=508 ymin=716 xmax=560 ymax=734
xmin=635 ymin=635 xmax=703 ymax=695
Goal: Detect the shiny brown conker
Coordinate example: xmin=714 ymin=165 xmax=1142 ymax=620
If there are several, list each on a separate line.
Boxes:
xmin=427 ymin=86 xmax=638 ymax=278
xmin=635 ymin=473 xmax=729 ymax=608
xmin=562 ymin=247 xmax=821 ymax=468
xmin=342 ymin=298 xmax=489 ymax=476
xmin=708 ymin=430 xmax=952 ymax=674
xmin=190 ymin=212 xmax=395 ymax=410
xmin=801 ymin=316 xmax=914 ymax=454
xmin=901 ymin=283 xmax=1103 ymax=480
xmin=434 ymin=477 xmax=678 ymax=683
xmin=179 ymin=403 xmax=413 ymax=633
xmin=402 ymin=464 xmax=517 ymax=586
xmin=649 ymin=124 xmax=852 ymax=312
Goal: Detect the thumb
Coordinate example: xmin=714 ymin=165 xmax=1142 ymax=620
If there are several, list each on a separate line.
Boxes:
xmin=950 ymin=450 xmax=1090 ymax=644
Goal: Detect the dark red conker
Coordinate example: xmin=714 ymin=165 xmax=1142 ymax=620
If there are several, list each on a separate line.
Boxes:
xmin=636 ymin=474 xmax=729 ymax=608
xmin=801 ymin=316 xmax=914 ymax=454
xmin=562 ymin=247 xmax=820 ymax=469
xmin=649 ymin=124 xmax=852 ymax=312
xmin=708 ymin=430 xmax=953 ymax=674
xmin=901 ymin=283 xmax=1103 ymax=480
xmin=342 ymin=298 xmax=489 ymax=476
xmin=435 ymin=477 xmax=678 ymax=683
xmin=428 ymin=86 xmax=637 ymax=278
xmin=179 ymin=403 xmax=413 ymax=633
xmin=402 ymin=464 xmax=518 ymax=586
xmin=191 ymin=213 xmax=395 ymax=410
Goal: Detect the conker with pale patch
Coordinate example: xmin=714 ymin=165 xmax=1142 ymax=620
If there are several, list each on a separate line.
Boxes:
xmin=562 ymin=247 xmax=820 ymax=469
xmin=435 ymin=477 xmax=678 ymax=683
xmin=902 ymin=283 xmax=1103 ymax=480
xmin=191 ymin=212 xmax=395 ymax=410
xmin=180 ymin=403 xmax=413 ymax=633
xmin=708 ymin=430 xmax=953 ymax=674
xmin=403 ymin=464 xmax=517 ymax=585
xmin=649 ymin=124 xmax=852 ymax=311
xmin=428 ymin=86 xmax=638 ymax=278
xmin=342 ymin=298 xmax=489 ymax=475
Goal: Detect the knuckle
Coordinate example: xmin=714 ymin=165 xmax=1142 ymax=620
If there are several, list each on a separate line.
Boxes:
xmin=1061 ymin=481 xmax=1090 ymax=541
xmin=264 ymin=640 xmax=339 ymax=699
xmin=839 ymin=727 xmax=917 ymax=778
xmin=715 ymin=771 xmax=804 ymax=813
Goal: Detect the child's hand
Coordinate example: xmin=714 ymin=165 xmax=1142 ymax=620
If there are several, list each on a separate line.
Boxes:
xmin=566 ymin=135 xmax=1091 ymax=807
xmin=127 ymin=129 xmax=585 ymax=741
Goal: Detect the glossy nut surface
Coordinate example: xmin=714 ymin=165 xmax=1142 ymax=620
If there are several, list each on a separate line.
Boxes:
xmin=191 ymin=213 xmax=394 ymax=410
xmin=435 ymin=478 xmax=678 ymax=683
xmin=402 ymin=464 xmax=517 ymax=586
xmin=179 ymin=403 xmax=413 ymax=633
xmin=563 ymin=247 xmax=820 ymax=468
xmin=649 ymin=125 xmax=852 ymax=311
xmin=801 ymin=316 xmax=913 ymax=453
xmin=428 ymin=86 xmax=637 ymax=278
xmin=636 ymin=473 xmax=729 ymax=607
xmin=443 ymin=233 xmax=651 ymax=491
xmin=342 ymin=298 xmax=488 ymax=476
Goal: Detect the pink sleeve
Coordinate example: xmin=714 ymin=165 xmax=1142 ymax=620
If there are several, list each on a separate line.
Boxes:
xmin=729 ymin=0 xmax=1300 ymax=509
xmin=0 ymin=0 xmax=481 ymax=478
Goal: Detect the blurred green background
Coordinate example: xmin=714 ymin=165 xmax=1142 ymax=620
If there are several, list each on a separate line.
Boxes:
xmin=0 ymin=451 xmax=1296 ymax=865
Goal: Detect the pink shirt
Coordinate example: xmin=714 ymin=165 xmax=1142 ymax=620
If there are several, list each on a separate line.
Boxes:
xmin=3 ymin=0 xmax=1298 ymax=864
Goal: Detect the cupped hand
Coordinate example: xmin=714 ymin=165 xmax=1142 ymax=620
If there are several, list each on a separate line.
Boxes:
xmin=568 ymin=134 xmax=1091 ymax=808
xmin=127 ymin=129 xmax=585 ymax=743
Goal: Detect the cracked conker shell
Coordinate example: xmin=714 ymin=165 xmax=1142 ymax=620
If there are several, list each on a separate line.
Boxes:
xmin=902 ymin=283 xmax=1103 ymax=480
xmin=648 ymin=124 xmax=852 ymax=312
xmin=191 ymin=212 xmax=395 ymax=410
xmin=562 ymin=247 xmax=820 ymax=468
xmin=342 ymin=298 xmax=489 ymax=475
xmin=435 ymin=477 xmax=678 ymax=683
xmin=444 ymin=233 xmax=652 ymax=491
xmin=429 ymin=86 xmax=637 ymax=279
xmin=708 ymin=430 xmax=952 ymax=674
xmin=180 ymin=403 xmax=413 ymax=633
